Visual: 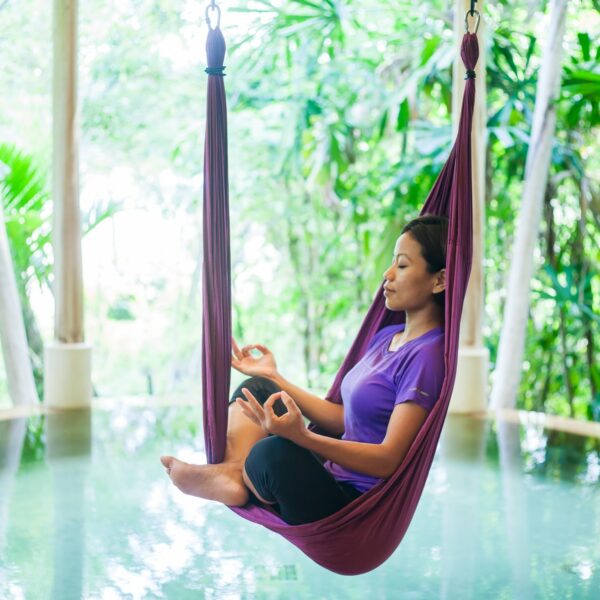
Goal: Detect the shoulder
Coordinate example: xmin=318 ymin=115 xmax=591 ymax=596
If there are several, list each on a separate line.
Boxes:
xmin=395 ymin=331 xmax=445 ymax=375
xmin=407 ymin=330 xmax=444 ymax=360
xmin=393 ymin=331 xmax=445 ymax=410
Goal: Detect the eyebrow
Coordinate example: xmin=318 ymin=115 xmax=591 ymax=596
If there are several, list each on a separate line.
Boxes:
xmin=394 ymin=253 xmax=412 ymax=261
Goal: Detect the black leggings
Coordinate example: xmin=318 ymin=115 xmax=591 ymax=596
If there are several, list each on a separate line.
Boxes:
xmin=229 ymin=376 xmax=363 ymax=525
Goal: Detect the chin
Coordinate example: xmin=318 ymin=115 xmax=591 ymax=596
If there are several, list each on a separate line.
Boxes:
xmin=385 ymin=298 xmax=403 ymax=312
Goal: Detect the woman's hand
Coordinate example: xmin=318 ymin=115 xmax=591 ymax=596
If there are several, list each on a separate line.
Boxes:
xmin=235 ymin=388 xmax=308 ymax=444
xmin=231 ymin=337 xmax=278 ymax=379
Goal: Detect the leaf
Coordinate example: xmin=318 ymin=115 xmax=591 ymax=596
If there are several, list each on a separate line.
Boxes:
xmin=396 ymin=99 xmax=409 ymax=132
xmin=378 ymin=109 xmax=388 ymax=140
xmin=577 ymin=32 xmax=591 ymax=62
xmin=0 ymin=144 xmax=48 ymax=215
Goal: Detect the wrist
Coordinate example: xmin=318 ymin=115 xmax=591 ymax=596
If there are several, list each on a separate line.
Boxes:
xmin=296 ymin=428 xmax=316 ymax=448
xmin=269 ymin=371 xmax=285 ymax=386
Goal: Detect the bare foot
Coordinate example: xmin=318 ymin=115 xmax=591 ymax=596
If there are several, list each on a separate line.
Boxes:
xmin=160 ymin=456 xmax=249 ymax=506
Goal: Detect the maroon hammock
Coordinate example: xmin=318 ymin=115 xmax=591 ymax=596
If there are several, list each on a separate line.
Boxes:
xmin=202 ymin=24 xmax=478 ymax=575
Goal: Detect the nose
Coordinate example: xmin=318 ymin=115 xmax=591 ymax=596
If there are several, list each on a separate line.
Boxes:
xmin=383 ymin=264 xmax=394 ymax=281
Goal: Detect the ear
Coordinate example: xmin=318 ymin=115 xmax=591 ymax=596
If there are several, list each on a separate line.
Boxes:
xmin=433 ymin=269 xmax=446 ymax=294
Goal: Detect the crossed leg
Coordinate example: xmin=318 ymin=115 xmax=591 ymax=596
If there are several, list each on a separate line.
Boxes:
xmin=160 ymin=398 xmax=277 ymax=506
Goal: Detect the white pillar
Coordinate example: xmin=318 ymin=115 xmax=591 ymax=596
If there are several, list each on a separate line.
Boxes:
xmin=490 ymin=0 xmax=568 ymax=410
xmin=0 ymin=202 xmax=39 ymax=406
xmin=45 ymin=0 xmax=92 ymax=408
xmin=449 ymin=0 xmax=489 ymax=413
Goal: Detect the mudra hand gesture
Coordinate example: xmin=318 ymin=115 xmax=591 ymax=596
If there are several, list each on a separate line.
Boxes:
xmin=236 ymin=388 xmax=307 ymax=444
xmin=231 ymin=337 xmax=278 ymax=379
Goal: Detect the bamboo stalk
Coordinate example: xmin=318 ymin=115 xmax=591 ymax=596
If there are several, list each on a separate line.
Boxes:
xmin=490 ymin=0 xmax=569 ymax=410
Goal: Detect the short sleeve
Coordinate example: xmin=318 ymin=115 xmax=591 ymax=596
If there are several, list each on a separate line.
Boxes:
xmin=393 ymin=346 xmax=445 ymax=412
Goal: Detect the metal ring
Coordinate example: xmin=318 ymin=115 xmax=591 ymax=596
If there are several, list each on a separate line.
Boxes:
xmin=205 ymin=4 xmax=221 ymax=30
xmin=464 ymin=9 xmax=480 ymax=34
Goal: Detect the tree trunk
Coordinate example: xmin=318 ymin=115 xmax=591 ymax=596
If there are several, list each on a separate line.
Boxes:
xmin=490 ymin=0 xmax=568 ymax=410
xmin=0 ymin=204 xmax=39 ymax=406
xmin=574 ymin=179 xmax=597 ymax=414
xmin=20 ymin=290 xmax=45 ymax=398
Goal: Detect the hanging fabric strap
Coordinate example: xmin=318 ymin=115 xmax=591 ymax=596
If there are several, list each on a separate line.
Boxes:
xmin=201 ymin=11 xmax=480 ymax=573
xmin=202 ymin=2 xmax=230 ymax=464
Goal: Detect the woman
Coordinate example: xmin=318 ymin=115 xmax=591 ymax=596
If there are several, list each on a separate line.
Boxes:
xmin=161 ymin=214 xmax=447 ymax=525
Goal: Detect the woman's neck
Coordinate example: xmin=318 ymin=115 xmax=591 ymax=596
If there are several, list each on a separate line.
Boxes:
xmin=402 ymin=307 xmax=444 ymax=340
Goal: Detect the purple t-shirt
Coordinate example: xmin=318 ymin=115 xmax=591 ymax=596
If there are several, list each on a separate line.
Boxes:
xmin=323 ymin=323 xmax=445 ymax=493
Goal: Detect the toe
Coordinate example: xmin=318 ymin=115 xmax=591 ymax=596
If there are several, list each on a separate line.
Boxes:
xmin=160 ymin=455 xmax=174 ymax=469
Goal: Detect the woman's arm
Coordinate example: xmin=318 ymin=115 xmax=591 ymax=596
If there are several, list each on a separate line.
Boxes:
xmin=295 ymin=401 xmax=429 ymax=479
xmin=231 ymin=339 xmax=344 ymax=435
xmin=237 ymin=388 xmax=428 ymax=479
xmin=269 ymin=372 xmax=345 ymax=436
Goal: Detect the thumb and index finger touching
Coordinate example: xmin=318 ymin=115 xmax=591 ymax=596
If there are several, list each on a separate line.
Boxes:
xmin=231 ymin=337 xmax=252 ymax=360
xmin=266 ymin=390 xmax=300 ymax=417
xmin=231 ymin=337 xmax=271 ymax=357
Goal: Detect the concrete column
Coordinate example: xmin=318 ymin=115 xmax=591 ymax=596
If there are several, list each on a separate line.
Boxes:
xmin=45 ymin=0 xmax=92 ymax=407
xmin=449 ymin=0 xmax=489 ymax=413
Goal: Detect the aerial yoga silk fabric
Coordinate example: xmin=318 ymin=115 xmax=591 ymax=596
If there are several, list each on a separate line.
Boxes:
xmin=202 ymin=26 xmax=478 ymax=575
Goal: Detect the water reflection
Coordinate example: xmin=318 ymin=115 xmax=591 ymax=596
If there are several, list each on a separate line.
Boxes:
xmin=0 ymin=418 xmax=27 ymax=557
xmin=45 ymin=409 xmax=92 ymax=460
xmin=1 ymin=405 xmax=599 ymax=598
xmin=46 ymin=409 xmax=91 ymax=600
xmin=496 ymin=416 xmax=534 ymax=600
xmin=439 ymin=415 xmax=487 ymax=600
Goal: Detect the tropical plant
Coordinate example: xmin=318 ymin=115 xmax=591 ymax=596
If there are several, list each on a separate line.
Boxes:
xmin=0 ymin=143 xmax=121 ymax=399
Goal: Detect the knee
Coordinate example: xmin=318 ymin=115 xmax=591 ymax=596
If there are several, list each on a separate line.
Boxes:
xmin=245 ymin=436 xmax=284 ymax=471
xmin=231 ymin=376 xmax=284 ymax=414
xmin=231 ymin=376 xmax=278 ymax=403
xmin=244 ymin=436 xmax=298 ymax=476
xmin=239 ymin=376 xmax=280 ymax=396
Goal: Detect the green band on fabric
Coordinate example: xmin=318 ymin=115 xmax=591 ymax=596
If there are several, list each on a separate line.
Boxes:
xmin=205 ymin=66 xmax=226 ymax=76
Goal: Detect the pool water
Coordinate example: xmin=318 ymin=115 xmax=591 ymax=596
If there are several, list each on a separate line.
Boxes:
xmin=0 ymin=405 xmax=598 ymax=599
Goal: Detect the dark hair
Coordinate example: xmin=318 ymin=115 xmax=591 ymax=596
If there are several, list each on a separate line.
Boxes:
xmin=400 ymin=213 xmax=448 ymax=312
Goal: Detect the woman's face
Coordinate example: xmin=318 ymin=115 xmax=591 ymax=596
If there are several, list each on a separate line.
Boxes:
xmin=382 ymin=232 xmax=445 ymax=312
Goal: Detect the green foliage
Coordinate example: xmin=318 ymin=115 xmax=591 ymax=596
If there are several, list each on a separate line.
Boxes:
xmin=0 ymin=144 xmax=52 ymax=289
xmin=224 ymin=0 xmax=600 ymax=416
xmin=0 ymin=142 xmax=122 ymax=402
xmin=106 ymin=294 xmax=137 ymax=320
xmin=0 ymin=0 xmax=597 ymax=420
